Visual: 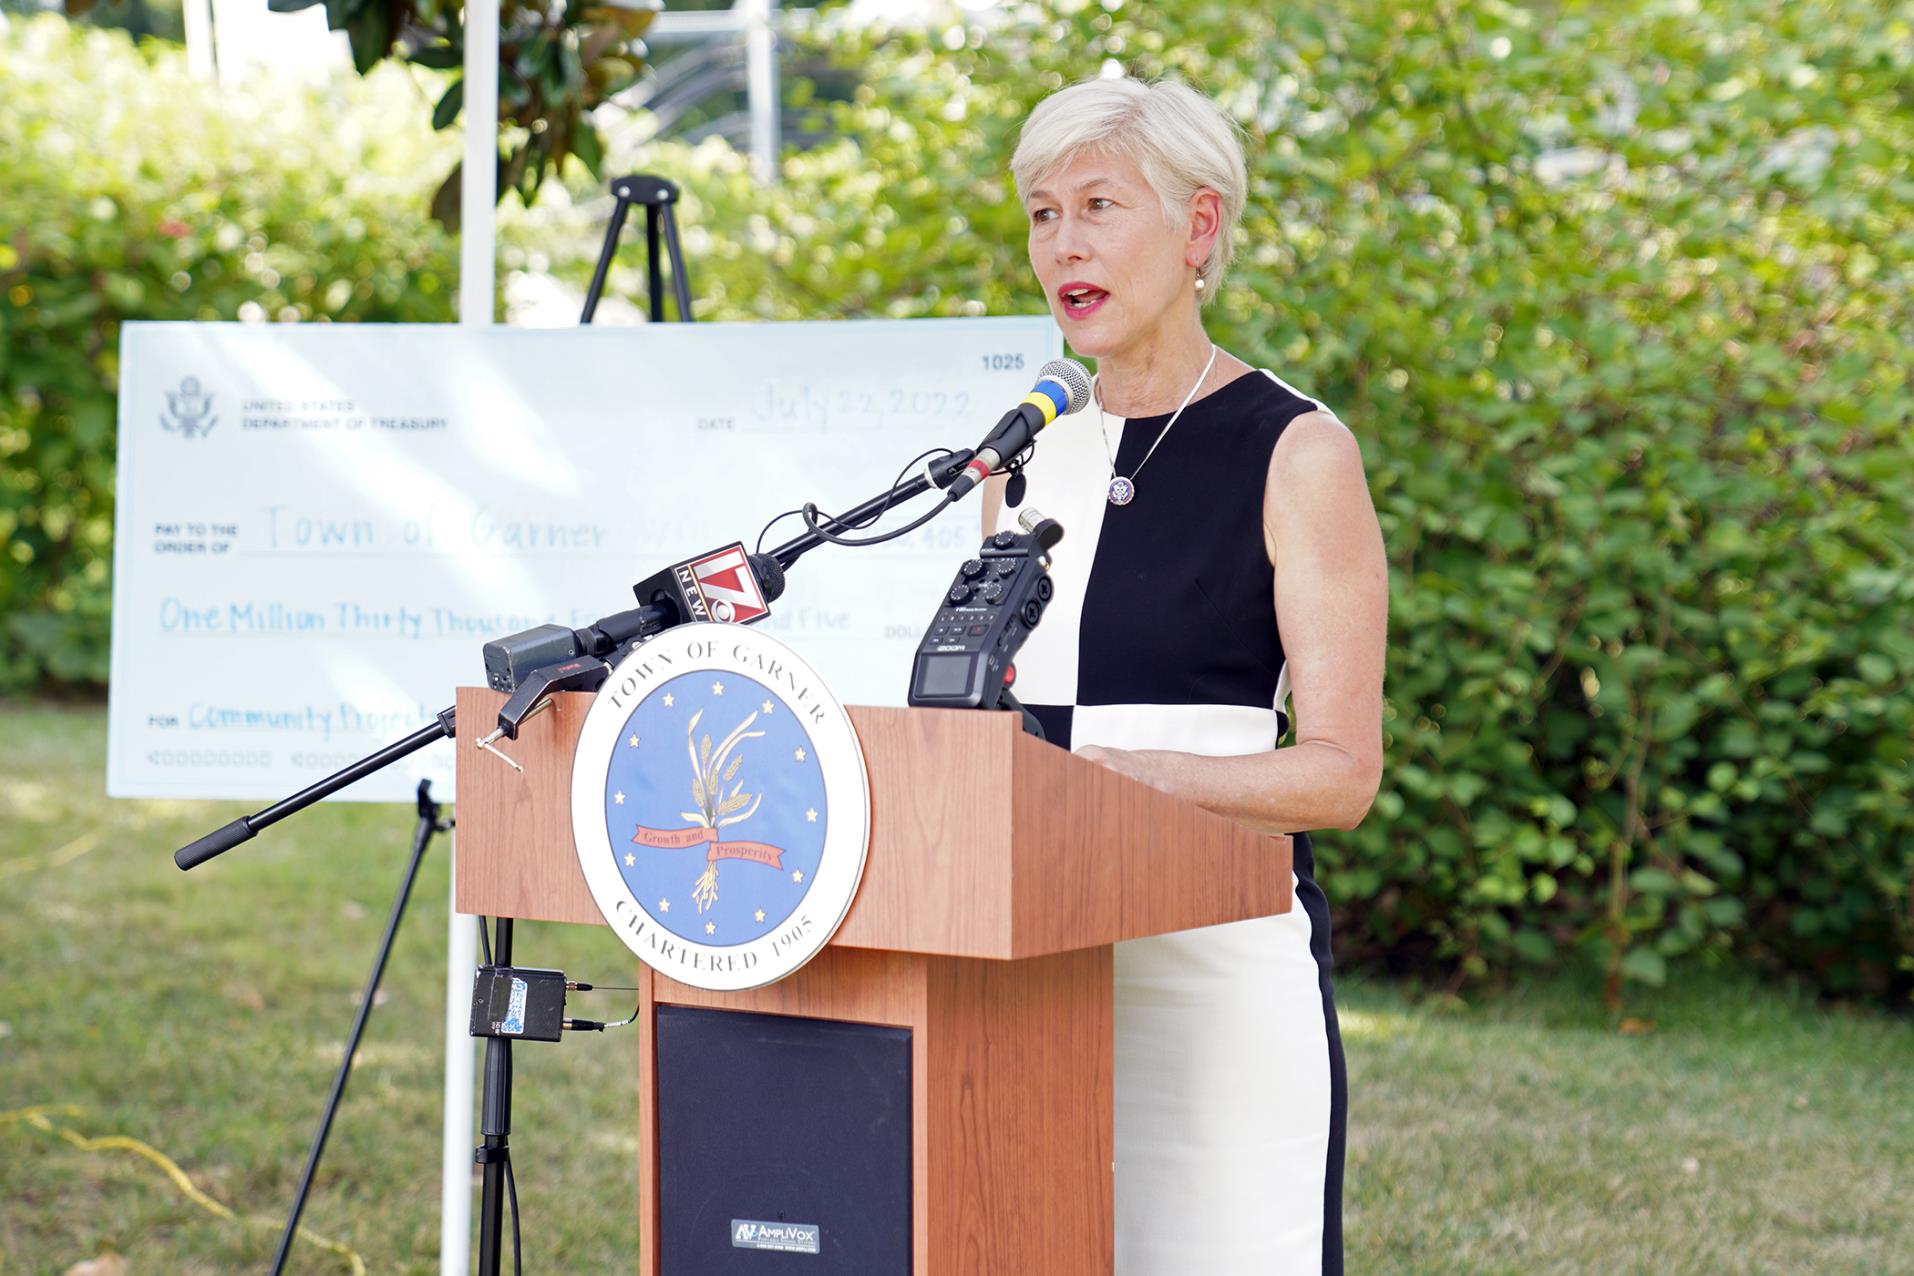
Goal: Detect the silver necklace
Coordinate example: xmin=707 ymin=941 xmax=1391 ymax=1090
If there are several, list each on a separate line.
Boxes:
xmin=1094 ymin=344 xmax=1220 ymax=506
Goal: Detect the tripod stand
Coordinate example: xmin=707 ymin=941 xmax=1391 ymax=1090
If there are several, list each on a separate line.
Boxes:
xmin=580 ymin=174 xmax=695 ymax=324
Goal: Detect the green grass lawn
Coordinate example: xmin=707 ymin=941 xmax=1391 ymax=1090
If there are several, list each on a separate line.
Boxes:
xmin=3 ymin=702 xmax=1910 ymax=1274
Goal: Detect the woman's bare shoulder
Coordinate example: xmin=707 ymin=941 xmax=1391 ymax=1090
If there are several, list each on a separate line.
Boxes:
xmin=1262 ymin=409 xmax=1374 ymax=566
xmin=1269 ymin=409 xmax=1363 ymax=486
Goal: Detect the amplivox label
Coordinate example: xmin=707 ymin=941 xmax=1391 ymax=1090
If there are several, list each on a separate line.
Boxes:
xmin=731 ymin=1219 xmax=821 ymax=1254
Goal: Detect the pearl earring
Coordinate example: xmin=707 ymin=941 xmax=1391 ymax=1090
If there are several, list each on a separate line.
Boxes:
xmin=1194 ymin=276 xmax=1206 ymax=292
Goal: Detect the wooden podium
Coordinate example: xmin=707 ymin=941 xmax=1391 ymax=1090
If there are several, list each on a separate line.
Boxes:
xmin=454 ymin=688 xmax=1292 ymax=1275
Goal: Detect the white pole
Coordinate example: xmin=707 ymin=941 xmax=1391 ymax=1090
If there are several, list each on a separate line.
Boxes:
xmin=442 ymin=3 xmax=498 ymax=1271
xmin=182 ymin=0 xmax=216 ymax=79
xmin=459 ymin=0 xmax=500 ymax=326
xmin=440 ymin=834 xmax=479 ymax=1276
xmin=744 ymin=0 xmax=781 ymax=185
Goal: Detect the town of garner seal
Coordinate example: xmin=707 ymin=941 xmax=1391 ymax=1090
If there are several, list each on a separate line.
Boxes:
xmin=570 ymin=623 xmax=871 ymax=992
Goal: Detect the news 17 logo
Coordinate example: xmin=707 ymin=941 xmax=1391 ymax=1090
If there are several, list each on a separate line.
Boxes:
xmin=682 ymin=544 xmax=770 ymax=625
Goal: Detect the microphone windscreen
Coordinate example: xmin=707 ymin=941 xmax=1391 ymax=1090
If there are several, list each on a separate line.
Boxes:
xmin=747 ymin=552 xmax=787 ymax=603
xmin=1038 ymin=359 xmax=1092 ymax=415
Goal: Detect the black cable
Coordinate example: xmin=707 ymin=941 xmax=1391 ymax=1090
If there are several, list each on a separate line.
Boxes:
xmin=755 ymin=507 xmax=806 ymax=555
xmin=757 ymin=447 xmax=954 ymax=554
xmin=798 ymin=496 xmax=949 ymax=548
xmin=505 ymin=1156 xmax=522 ymax=1276
xmin=880 ymin=447 xmax=954 ymax=506
xmin=563 ymin=989 xmax=642 ymax=1033
xmin=478 ymin=916 xmax=493 ymax=967
xmin=878 ymin=447 xmax=955 ymax=516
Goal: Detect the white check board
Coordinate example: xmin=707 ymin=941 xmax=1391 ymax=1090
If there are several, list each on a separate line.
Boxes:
xmin=107 ymin=319 xmax=1062 ymax=801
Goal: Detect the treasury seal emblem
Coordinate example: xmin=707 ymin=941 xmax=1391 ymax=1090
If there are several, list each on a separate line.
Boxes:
xmin=161 ymin=375 xmax=218 ymax=439
xmin=570 ymin=622 xmax=870 ymax=992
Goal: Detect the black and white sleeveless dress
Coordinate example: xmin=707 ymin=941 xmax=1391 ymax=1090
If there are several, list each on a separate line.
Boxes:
xmin=991 ymin=367 xmax=1348 ymax=1275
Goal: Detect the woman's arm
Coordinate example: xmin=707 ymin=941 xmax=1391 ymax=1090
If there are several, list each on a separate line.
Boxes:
xmin=978 ymin=471 xmax=1009 ymax=537
xmin=1078 ymin=410 xmax=1388 ymax=833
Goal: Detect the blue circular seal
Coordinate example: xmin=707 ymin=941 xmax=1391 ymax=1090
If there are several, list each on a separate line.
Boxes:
xmin=571 ymin=622 xmax=872 ymax=992
xmin=602 ymin=669 xmax=828 ymax=946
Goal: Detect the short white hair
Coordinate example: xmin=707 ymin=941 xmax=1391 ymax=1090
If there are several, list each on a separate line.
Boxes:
xmin=1012 ymin=76 xmax=1249 ymax=300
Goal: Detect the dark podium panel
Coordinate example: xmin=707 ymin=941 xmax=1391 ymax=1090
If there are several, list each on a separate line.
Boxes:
xmin=655 ymin=1007 xmax=913 ymax=1275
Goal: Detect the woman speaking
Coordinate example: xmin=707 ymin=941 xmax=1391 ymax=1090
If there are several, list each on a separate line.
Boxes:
xmin=982 ymin=76 xmax=1389 ymax=1275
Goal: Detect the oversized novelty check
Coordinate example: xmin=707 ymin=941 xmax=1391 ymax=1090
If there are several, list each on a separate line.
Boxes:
xmin=107 ymin=318 xmax=1061 ymax=800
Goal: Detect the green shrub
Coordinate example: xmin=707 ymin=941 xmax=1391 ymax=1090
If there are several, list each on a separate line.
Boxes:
xmin=0 ymin=15 xmax=461 ymax=688
xmin=5 ymin=2 xmax=1910 ymax=1002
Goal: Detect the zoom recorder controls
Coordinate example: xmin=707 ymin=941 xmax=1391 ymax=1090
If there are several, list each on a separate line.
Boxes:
xmin=907 ymin=510 xmax=1065 ymax=739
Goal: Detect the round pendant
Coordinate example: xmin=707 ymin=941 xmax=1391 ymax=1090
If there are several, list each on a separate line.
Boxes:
xmin=1107 ymin=476 xmax=1136 ymax=506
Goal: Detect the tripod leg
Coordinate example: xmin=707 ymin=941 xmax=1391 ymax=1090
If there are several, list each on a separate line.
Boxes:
xmin=268 ymin=781 xmax=447 ymax=1276
xmin=580 ymin=193 xmax=634 ymax=325
xmin=645 ymin=206 xmax=666 ymax=323
xmin=661 ymin=202 xmax=696 ymax=322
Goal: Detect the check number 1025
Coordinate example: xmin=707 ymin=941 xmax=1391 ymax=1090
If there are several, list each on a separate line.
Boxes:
xmin=981 ymin=353 xmax=1025 ymax=371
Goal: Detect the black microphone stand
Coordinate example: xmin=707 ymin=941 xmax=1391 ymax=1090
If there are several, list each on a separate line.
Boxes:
xmin=171 ymin=455 xmax=981 ymax=877
xmin=475 ymin=917 xmax=519 ymax=1276
xmin=177 ymin=451 xmax=980 ymax=868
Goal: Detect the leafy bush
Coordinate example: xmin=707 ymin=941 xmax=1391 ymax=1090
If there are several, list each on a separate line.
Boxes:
xmin=5 ymin=2 xmax=1910 ymax=1001
xmin=0 ymin=15 xmax=461 ymax=688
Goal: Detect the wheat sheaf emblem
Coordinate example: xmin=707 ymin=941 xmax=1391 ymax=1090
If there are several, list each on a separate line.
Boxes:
xmin=631 ymin=707 xmax=791 ymax=914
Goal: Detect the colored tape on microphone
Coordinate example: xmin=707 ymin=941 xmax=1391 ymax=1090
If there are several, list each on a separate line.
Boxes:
xmin=1022 ymin=380 xmax=1068 ymax=424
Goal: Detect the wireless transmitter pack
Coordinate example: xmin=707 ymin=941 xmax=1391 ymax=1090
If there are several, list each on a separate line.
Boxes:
xmin=906 ymin=508 xmax=1063 ymax=737
xmin=470 ymin=965 xmax=569 ymax=1043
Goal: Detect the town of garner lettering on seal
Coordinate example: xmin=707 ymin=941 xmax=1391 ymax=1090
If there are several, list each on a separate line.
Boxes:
xmin=570 ymin=622 xmax=871 ymax=993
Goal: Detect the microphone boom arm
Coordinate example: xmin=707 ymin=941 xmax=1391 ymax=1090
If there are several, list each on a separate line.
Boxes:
xmin=172 ymin=430 xmax=1014 ymax=872
xmin=174 ymin=706 xmax=460 ymax=870
xmin=174 ymin=448 xmax=979 ymax=871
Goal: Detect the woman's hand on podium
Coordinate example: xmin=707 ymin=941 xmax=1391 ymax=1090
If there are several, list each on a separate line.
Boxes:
xmin=1075 ymin=743 xmax=1165 ymax=789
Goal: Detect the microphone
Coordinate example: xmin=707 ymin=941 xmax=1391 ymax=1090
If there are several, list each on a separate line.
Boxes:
xmin=629 ymin=541 xmax=784 ymax=626
xmin=482 ymin=542 xmax=784 ymax=694
xmin=944 ymin=359 xmax=1091 ymax=502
